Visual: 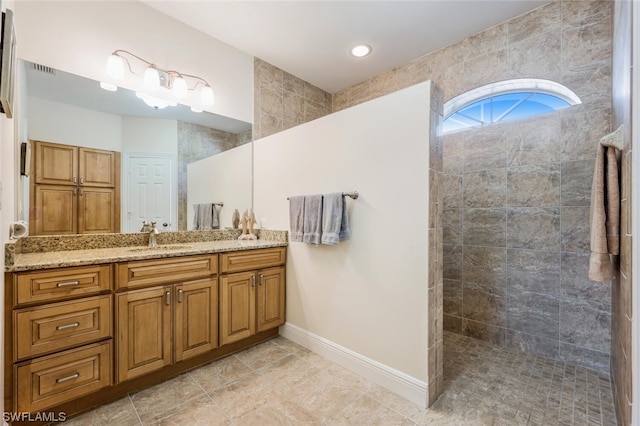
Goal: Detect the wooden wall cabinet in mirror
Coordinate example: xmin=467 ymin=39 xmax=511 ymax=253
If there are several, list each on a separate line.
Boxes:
xmin=30 ymin=140 xmax=121 ymax=235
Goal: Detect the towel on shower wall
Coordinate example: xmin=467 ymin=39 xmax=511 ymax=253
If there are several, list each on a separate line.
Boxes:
xmin=605 ymin=147 xmax=620 ymax=255
xmin=289 ymin=196 xmax=305 ymax=242
xmin=321 ymin=193 xmax=343 ymax=245
xmin=588 ymin=144 xmax=620 ymax=282
xmin=302 ymin=195 xmax=323 ymax=245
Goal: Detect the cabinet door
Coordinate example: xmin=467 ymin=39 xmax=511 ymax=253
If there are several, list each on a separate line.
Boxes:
xmin=78 ymin=187 xmax=116 ymax=233
xmin=78 ymin=148 xmax=116 ymax=187
xmin=33 ymin=141 xmax=78 ymax=185
xmin=33 ymin=184 xmax=77 ymax=235
xmin=219 ymin=272 xmax=255 ymax=346
xmin=175 ymin=278 xmax=218 ymax=362
xmin=257 ymin=267 xmax=286 ymax=333
xmin=116 ymin=286 xmax=172 ymax=383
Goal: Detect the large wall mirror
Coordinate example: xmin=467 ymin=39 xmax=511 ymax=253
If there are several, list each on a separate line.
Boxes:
xmin=20 ymin=59 xmax=253 ymax=235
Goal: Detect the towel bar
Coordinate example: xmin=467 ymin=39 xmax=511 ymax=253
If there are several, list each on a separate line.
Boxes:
xmin=287 ymin=191 xmax=359 ymax=200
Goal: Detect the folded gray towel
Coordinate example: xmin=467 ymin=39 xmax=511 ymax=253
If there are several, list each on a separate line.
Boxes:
xmin=339 ymin=196 xmax=351 ymax=241
xmin=289 ymin=196 xmax=305 ymax=242
xmin=303 ymin=194 xmax=323 ymax=245
xmin=212 ymin=204 xmax=220 ymax=230
xmin=321 ymin=193 xmax=343 ymax=245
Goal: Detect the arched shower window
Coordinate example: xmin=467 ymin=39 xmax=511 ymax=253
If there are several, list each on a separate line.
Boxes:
xmin=442 ymin=79 xmax=581 ymax=134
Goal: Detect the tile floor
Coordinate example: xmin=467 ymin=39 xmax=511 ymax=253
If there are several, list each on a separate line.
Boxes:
xmin=61 ymin=332 xmax=618 ymax=425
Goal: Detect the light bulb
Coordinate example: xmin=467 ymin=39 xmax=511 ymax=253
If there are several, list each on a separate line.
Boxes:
xmin=99 ymin=81 xmax=118 ymax=92
xmin=106 ymin=54 xmax=125 ymax=80
xmin=200 ymin=85 xmax=214 ymax=106
xmin=144 ymin=66 xmax=160 ymax=90
xmin=135 ymin=92 xmax=177 ymax=109
xmin=172 ymin=76 xmax=188 ymax=99
xmin=351 ymin=44 xmax=372 ymax=57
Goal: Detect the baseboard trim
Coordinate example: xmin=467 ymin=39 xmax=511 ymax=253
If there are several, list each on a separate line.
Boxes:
xmin=279 ymin=322 xmax=428 ymax=408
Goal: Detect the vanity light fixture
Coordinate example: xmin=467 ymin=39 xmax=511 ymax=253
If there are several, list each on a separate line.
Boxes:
xmin=103 ymin=50 xmax=215 ymax=110
xmin=351 ymin=44 xmax=372 ymax=58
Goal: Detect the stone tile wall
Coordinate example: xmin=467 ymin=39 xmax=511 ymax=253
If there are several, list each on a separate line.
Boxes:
xmin=177 ymin=121 xmax=250 ymax=230
xmin=253 ymin=59 xmax=332 ymax=140
xmin=611 ymin=1 xmax=633 ymax=424
xmin=330 ymin=0 xmax=613 ymax=374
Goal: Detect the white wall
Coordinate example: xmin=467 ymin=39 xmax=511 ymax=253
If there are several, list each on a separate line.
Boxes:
xmin=13 ymin=1 xmax=253 ymax=123
xmin=253 ymin=82 xmax=432 ymax=383
xmin=1 ymin=1 xmax=17 ymax=415
xmin=28 ymin=97 xmax=122 ymax=151
xmin=121 ymin=117 xmax=177 ymax=155
xmin=187 ymin=143 xmax=252 ymax=229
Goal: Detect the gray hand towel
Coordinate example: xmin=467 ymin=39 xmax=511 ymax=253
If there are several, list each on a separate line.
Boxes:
xmin=321 ymin=193 xmax=343 ymax=245
xmin=339 ymin=196 xmax=351 ymax=241
xmin=201 ymin=203 xmax=213 ymax=230
xmin=289 ymin=196 xmax=305 ymax=242
xmin=212 ymin=204 xmax=220 ymax=230
xmin=303 ymin=195 xmax=323 ymax=245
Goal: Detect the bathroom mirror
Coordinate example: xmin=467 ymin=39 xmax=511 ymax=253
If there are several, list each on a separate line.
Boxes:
xmin=20 ymin=59 xmax=253 ymax=233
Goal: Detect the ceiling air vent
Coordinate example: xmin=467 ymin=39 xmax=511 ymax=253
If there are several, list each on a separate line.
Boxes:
xmin=31 ymin=63 xmax=55 ymax=75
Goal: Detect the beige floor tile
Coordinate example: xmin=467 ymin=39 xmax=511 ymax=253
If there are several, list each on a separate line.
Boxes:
xmin=61 ymin=396 xmax=140 ymax=426
xmin=189 ymin=355 xmax=253 ymax=392
xmin=327 ymin=394 xmax=414 ymax=425
xmin=64 ymin=332 xmax=618 ymax=426
xmin=233 ymin=340 xmax=290 ymax=369
xmin=365 ymin=383 xmax=427 ymax=422
xmin=130 ymin=373 xmax=205 ymax=421
xmin=150 ymin=395 xmax=230 ymax=426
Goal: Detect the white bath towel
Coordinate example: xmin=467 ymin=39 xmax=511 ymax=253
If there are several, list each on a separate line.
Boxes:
xmin=303 ymin=195 xmax=323 ymax=245
xmin=321 ymin=193 xmax=344 ymax=245
xmin=288 ymin=196 xmax=305 ymax=242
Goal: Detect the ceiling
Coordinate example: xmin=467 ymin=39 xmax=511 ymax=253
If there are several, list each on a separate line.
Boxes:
xmin=142 ymin=0 xmax=549 ymax=94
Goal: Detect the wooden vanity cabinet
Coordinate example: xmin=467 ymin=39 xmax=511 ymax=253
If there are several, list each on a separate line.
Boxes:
xmin=6 ymin=247 xmax=285 ymax=420
xmin=115 ymin=256 xmax=218 ymax=382
xmin=7 ymin=265 xmax=113 ymax=414
xmin=219 ymin=248 xmax=286 ymax=345
xmin=30 ymin=140 xmax=120 ymax=235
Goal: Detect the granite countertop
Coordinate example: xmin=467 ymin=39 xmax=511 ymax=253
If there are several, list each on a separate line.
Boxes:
xmin=7 ymin=239 xmax=288 ymax=272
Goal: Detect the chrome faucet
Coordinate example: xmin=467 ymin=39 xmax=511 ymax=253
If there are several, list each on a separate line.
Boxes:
xmin=148 ymin=221 xmax=160 ymax=247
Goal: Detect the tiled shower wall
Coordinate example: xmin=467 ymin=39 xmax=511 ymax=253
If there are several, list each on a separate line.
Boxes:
xmin=330 ymin=0 xmax=613 ymax=373
xmin=611 ymin=0 xmax=633 ymax=424
xmin=253 ymin=59 xmax=332 ymax=140
xmin=177 ymin=121 xmax=251 ymax=230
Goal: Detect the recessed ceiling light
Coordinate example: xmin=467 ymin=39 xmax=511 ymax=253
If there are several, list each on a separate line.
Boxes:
xmin=351 ymin=44 xmax=372 ymax=58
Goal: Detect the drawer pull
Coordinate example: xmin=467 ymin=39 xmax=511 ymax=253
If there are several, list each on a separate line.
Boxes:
xmin=56 ymin=322 xmax=80 ymax=331
xmin=178 ymin=289 xmax=183 ymax=303
xmin=251 ymin=275 xmax=256 ymax=288
xmin=56 ymin=373 xmax=80 ymax=384
xmin=57 ymin=281 xmax=80 ymax=288
xmin=260 ymin=274 xmax=264 ymax=286
xmin=166 ymin=291 xmax=171 ymax=305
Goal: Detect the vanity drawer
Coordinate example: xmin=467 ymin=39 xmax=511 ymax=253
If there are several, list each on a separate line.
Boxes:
xmin=15 ymin=264 xmax=111 ymax=305
xmin=117 ymin=254 xmax=218 ymax=289
xmin=220 ymin=248 xmax=286 ymax=273
xmin=15 ymin=341 xmax=112 ymax=413
xmin=15 ymin=295 xmax=112 ymax=360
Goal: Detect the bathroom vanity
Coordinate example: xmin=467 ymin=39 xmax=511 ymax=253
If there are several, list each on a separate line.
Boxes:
xmin=4 ymin=233 xmax=287 ymax=420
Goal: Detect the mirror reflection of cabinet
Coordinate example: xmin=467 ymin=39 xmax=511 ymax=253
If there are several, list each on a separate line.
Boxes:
xmin=30 ymin=140 xmax=120 ymax=235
